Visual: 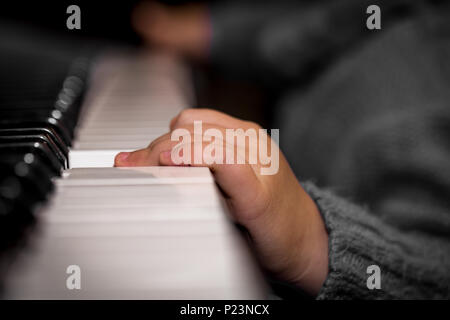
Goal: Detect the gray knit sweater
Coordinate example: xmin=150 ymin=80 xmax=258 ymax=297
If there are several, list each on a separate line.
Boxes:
xmin=304 ymin=182 xmax=450 ymax=299
xmin=210 ymin=1 xmax=450 ymax=299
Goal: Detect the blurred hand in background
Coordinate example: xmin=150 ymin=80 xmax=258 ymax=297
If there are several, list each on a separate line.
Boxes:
xmin=132 ymin=1 xmax=211 ymax=60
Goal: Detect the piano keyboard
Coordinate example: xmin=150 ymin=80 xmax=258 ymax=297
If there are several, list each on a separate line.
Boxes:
xmin=69 ymin=53 xmax=192 ymax=168
xmin=1 ymin=52 xmax=265 ymax=299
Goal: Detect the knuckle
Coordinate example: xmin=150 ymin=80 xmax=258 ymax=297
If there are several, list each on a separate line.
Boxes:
xmin=246 ymin=121 xmax=262 ymax=130
xmin=177 ymin=109 xmax=196 ymax=123
xmin=147 ymin=140 xmax=156 ymax=151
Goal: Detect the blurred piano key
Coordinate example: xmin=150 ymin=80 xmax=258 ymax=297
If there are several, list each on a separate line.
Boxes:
xmin=1 ymin=50 xmax=267 ymax=299
xmin=69 ymin=52 xmax=192 ymax=168
xmin=4 ymin=167 xmax=266 ymax=299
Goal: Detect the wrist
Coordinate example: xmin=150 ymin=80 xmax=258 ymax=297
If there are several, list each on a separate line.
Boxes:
xmin=292 ymin=187 xmax=329 ymax=295
xmin=275 ymin=183 xmax=329 ymax=295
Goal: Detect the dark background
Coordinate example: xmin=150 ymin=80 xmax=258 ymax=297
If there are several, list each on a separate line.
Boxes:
xmin=0 ymin=0 xmax=274 ymax=126
xmin=0 ymin=1 xmax=196 ymax=44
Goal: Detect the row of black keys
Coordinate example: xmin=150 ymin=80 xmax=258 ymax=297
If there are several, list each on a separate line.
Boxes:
xmin=0 ymin=56 xmax=90 ymax=248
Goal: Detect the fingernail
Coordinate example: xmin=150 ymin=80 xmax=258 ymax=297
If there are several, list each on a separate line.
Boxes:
xmin=116 ymin=152 xmax=130 ymax=162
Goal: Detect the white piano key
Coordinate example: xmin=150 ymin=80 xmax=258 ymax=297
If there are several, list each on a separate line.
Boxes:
xmin=4 ymin=52 xmax=265 ymax=300
xmin=37 ymin=220 xmax=232 ymax=238
xmin=69 ymin=149 xmax=128 ymax=167
xmin=79 ymin=120 xmax=170 ymax=128
xmin=60 ymin=167 xmax=213 ymax=182
xmin=75 ymin=135 xmax=160 ymax=143
xmin=39 ymin=209 xmax=224 ymax=223
xmin=76 ymin=127 xmax=170 ymax=135
xmin=73 ymin=140 xmax=151 ymax=150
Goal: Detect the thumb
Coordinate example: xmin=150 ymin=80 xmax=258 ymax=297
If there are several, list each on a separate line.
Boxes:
xmin=114 ymin=148 xmax=157 ymax=167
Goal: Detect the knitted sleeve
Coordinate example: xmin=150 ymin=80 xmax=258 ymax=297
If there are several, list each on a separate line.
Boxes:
xmin=209 ymin=0 xmax=424 ymax=85
xmin=302 ymin=182 xmax=450 ymax=299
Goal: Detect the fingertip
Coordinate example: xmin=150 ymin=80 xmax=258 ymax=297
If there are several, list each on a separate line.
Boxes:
xmin=114 ymin=152 xmax=130 ymax=167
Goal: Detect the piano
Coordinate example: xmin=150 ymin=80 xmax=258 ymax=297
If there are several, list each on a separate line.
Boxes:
xmin=0 ymin=45 xmax=266 ymax=299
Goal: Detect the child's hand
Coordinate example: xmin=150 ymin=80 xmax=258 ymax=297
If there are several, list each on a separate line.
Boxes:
xmin=132 ymin=1 xmax=210 ymax=60
xmin=114 ymin=109 xmax=328 ymax=295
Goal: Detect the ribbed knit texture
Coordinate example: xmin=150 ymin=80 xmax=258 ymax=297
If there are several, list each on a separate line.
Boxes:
xmin=209 ymin=1 xmax=450 ymax=299
xmin=282 ymin=11 xmax=450 ymax=299
xmin=302 ymin=182 xmax=450 ymax=299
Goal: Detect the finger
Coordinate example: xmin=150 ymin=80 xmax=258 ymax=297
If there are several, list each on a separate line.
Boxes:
xmin=119 ymin=121 xmax=264 ymax=169
xmin=170 ymin=108 xmax=250 ymax=130
xmin=157 ymin=132 xmax=267 ymax=222
xmin=114 ymin=148 xmax=154 ymax=167
xmin=114 ymin=131 xmax=183 ymax=167
xmin=115 ymin=124 xmax=268 ymax=221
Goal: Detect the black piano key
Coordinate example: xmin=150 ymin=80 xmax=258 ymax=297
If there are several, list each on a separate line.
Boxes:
xmin=0 ymin=32 xmax=94 ymax=251
xmin=0 ymin=127 xmax=68 ymax=159
xmin=0 ymin=152 xmax=56 ymax=249
xmin=0 ymin=118 xmax=73 ymax=147
xmin=0 ymin=134 xmax=68 ymax=169
xmin=0 ymin=195 xmax=35 ymax=251
xmin=0 ymin=107 xmax=74 ymax=128
xmin=0 ymin=142 xmax=63 ymax=176
xmin=0 ymin=53 xmax=90 ymax=146
xmin=0 ymin=153 xmax=54 ymax=203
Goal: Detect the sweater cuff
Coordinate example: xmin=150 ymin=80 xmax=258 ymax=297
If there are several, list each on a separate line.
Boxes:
xmin=302 ymin=182 xmax=393 ymax=299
